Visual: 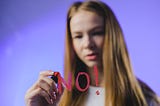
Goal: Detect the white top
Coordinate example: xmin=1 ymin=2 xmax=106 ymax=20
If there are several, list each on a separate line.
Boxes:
xmin=84 ymin=86 xmax=105 ymax=106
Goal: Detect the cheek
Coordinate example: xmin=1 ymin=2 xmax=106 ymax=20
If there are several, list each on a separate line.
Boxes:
xmin=95 ymin=37 xmax=104 ymax=49
xmin=73 ymin=41 xmax=81 ymax=55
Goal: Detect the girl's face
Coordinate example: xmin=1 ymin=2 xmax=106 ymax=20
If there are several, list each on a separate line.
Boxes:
xmin=70 ymin=10 xmax=105 ymax=68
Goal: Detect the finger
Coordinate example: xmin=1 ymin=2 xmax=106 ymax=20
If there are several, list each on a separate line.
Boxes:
xmin=29 ymin=70 xmax=55 ymax=92
xmin=39 ymin=70 xmax=54 ymax=77
xmin=38 ymin=88 xmax=53 ymax=104
xmin=38 ymin=77 xmax=58 ymax=100
xmin=46 ymin=77 xmax=58 ymax=99
xmin=38 ymin=78 xmax=54 ymax=100
xmin=40 ymin=77 xmax=58 ymax=93
xmin=39 ymin=70 xmax=58 ymax=92
xmin=25 ymin=87 xmax=52 ymax=104
xmin=38 ymin=71 xmax=59 ymax=98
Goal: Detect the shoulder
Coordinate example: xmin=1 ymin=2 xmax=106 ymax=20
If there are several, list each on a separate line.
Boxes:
xmin=138 ymin=79 xmax=160 ymax=106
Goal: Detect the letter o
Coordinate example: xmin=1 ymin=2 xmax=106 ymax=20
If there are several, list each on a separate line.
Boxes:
xmin=76 ymin=72 xmax=90 ymax=92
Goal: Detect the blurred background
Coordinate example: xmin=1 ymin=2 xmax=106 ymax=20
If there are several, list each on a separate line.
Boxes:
xmin=0 ymin=0 xmax=160 ymax=106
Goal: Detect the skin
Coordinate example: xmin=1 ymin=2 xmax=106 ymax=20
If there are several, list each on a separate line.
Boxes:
xmin=25 ymin=10 xmax=105 ymax=106
xmin=70 ymin=10 xmax=105 ymax=86
xmin=25 ymin=70 xmax=62 ymax=106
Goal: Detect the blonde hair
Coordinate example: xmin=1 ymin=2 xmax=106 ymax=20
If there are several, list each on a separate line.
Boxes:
xmin=58 ymin=1 xmax=159 ymax=106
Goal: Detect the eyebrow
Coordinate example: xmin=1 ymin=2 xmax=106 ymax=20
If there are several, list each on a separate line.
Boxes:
xmin=90 ymin=26 xmax=104 ymax=31
xmin=72 ymin=25 xmax=104 ymax=35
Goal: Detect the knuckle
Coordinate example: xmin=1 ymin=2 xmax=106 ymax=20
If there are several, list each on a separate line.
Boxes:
xmin=39 ymin=71 xmax=45 ymax=75
xmin=38 ymin=78 xmax=45 ymax=84
xmin=49 ymin=79 xmax=54 ymax=86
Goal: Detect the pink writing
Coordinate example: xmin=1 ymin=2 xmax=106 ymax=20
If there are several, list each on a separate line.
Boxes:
xmin=54 ymin=65 xmax=99 ymax=94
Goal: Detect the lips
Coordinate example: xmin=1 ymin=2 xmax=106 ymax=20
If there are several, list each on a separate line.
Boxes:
xmin=85 ymin=53 xmax=98 ymax=60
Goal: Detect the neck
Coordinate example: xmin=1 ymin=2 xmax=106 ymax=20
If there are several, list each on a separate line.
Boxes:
xmin=87 ymin=65 xmax=104 ymax=87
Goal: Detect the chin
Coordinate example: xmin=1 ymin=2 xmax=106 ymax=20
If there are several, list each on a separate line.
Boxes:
xmin=86 ymin=61 xmax=98 ymax=68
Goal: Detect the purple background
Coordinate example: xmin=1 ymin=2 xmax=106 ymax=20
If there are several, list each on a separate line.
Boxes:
xmin=0 ymin=0 xmax=159 ymax=106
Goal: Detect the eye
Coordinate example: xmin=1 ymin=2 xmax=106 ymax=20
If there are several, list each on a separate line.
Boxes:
xmin=91 ymin=31 xmax=105 ymax=36
xmin=73 ymin=35 xmax=83 ymax=39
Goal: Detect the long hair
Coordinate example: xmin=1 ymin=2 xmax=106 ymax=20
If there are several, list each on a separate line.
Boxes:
xmin=58 ymin=1 xmax=159 ymax=106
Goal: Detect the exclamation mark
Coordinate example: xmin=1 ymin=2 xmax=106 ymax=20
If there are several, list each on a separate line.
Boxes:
xmin=94 ymin=65 xmax=100 ymax=95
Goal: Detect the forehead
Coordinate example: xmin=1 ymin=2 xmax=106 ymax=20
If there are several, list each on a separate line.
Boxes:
xmin=70 ymin=10 xmax=104 ymax=32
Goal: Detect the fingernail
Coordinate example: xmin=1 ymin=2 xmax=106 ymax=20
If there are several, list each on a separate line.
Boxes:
xmin=49 ymin=71 xmax=54 ymax=75
xmin=56 ymin=88 xmax=58 ymax=93
xmin=52 ymin=92 xmax=56 ymax=99
xmin=50 ymin=98 xmax=53 ymax=104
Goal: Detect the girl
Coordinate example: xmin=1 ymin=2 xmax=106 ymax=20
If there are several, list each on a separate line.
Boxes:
xmin=25 ymin=1 xmax=160 ymax=106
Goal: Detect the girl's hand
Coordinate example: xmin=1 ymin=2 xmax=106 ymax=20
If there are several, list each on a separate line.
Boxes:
xmin=25 ymin=70 xmax=62 ymax=106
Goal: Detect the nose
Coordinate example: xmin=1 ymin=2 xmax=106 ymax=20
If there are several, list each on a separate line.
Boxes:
xmin=83 ymin=35 xmax=95 ymax=49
